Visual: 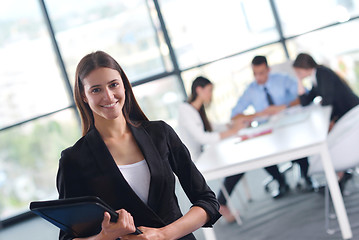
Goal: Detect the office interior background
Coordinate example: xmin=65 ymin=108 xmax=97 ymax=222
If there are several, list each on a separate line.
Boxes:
xmin=1 ymin=0 xmax=359 ymax=228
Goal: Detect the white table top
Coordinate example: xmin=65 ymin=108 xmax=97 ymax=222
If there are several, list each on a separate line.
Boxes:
xmin=196 ymin=104 xmax=332 ymax=181
xmin=196 ymin=104 xmax=353 ymax=240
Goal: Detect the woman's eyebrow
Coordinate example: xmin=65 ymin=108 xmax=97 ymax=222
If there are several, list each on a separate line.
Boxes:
xmin=89 ymin=84 xmax=101 ymax=89
xmin=107 ymin=79 xmax=119 ymax=84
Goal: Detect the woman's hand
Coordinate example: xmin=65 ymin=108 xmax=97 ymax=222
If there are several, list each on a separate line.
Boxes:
xmin=98 ymin=209 xmax=137 ymax=240
xmin=120 ymin=206 xmax=209 ymax=240
xmin=120 ymin=227 xmax=166 ymax=240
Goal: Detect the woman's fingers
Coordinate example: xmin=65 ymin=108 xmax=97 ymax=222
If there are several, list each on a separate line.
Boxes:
xmin=102 ymin=212 xmax=111 ymax=227
xmin=99 ymin=209 xmax=138 ymax=239
xmin=117 ymin=209 xmax=137 ymax=233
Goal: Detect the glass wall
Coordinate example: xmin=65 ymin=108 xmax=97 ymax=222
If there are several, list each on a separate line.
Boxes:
xmin=181 ymin=43 xmax=286 ymax=123
xmin=0 ymin=0 xmax=71 ymax=130
xmin=0 ymin=0 xmax=78 ymax=219
xmin=275 ymin=0 xmax=359 ymax=37
xmin=1 ymin=0 xmax=359 ymax=223
xmin=44 ymin=0 xmax=172 ymax=83
xmin=0 ymin=110 xmax=80 ymax=219
xmin=286 ymin=18 xmax=359 ymax=95
xmin=159 ymin=0 xmax=279 ymax=69
xmin=133 ymin=76 xmax=185 ymax=129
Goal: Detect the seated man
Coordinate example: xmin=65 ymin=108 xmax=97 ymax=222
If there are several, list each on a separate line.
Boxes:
xmin=230 ymin=55 xmax=313 ymax=198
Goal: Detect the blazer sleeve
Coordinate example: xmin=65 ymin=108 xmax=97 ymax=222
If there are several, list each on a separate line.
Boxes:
xmin=299 ymin=87 xmax=318 ymax=107
xmin=57 ymin=148 xmax=90 ymax=199
xmin=316 ymin=67 xmax=338 ymax=107
xmin=299 ymin=67 xmax=338 ymax=108
xmin=56 ymin=149 xmax=90 ymax=240
xmin=164 ymin=123 xmax=221 ymax=227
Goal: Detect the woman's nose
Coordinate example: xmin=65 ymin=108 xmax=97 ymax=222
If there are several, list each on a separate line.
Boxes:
xmin=103 ymin=88 xmax=113 ymax=101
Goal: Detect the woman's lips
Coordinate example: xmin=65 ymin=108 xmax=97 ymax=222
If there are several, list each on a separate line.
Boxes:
xmin=102 ymin=101 xmax=118 ymax=108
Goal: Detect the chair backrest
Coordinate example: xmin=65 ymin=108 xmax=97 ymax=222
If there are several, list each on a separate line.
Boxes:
xmin=309 ymin=104 xmax=359 ymax=174
xmin=327 ymin=104 xmax=359 ymax=147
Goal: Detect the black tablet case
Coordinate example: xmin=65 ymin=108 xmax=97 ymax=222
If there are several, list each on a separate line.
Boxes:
xmin=30 ymin=196 xmax=141 ymax=238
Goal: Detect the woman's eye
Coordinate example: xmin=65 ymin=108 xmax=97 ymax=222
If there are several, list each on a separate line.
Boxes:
xmin=110 ymin=82 xmax=119 ymax=88
xmin=91 ymin=88 xmax=100 ymax=93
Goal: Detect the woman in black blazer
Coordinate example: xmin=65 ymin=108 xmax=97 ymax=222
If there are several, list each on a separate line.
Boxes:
xmin=293 ymin=53 xmax=359 ymax=191
xmin=57 ymin=51 xmax=220 ymax=240
xmin=293 ymin=53 xmax=359 ymax=125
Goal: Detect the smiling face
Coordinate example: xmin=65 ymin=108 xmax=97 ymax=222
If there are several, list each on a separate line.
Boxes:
xmin=82 ymin=67 xmax=125 ymax=122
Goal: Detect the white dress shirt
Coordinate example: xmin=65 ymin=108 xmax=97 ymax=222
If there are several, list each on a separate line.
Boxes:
xmin=177 ymin=102 xmax=221 ymax=160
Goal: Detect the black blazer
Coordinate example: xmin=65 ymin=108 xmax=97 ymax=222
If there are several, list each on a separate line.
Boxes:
xmin=299 ymin=65 xmax=359 ymax=121
xmin=56 ymin=120 xmax=221 ymax=240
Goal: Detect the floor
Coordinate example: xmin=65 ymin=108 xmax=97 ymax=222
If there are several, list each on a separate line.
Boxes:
xmin=1 ymin=167 xmax=359 ymax=240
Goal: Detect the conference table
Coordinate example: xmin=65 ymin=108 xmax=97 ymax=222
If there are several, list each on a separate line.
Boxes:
xmin=196 ymin=104 xmax=353 ymax=240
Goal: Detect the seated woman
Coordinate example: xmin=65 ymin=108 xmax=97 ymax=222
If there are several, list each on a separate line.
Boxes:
xmin=293 ymin=53 xmax=359 ymax=191
xmin=293 ymin=53 xmax=359 ymax=128
xmin=177 ymin=76 xmax=246 ymax=223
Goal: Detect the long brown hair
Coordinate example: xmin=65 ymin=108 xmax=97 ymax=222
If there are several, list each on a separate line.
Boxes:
xmin=74 ymin=51 xmax=148 ymax=136
xmin=188 ymin=76 xmax=213 ymax=132
xmin=293 ymin=53 xmax=318 ymax=69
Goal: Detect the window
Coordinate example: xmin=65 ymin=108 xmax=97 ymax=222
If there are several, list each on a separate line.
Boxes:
xmin=181 ymin=43 xmax=286 ymax=123
xmin=275 ymin=0 xmax=359 ymax=37
xmin=286 ymin=18 xmax=359 ymax=95
xmin=159 ymin=0 xmax=279 ymax=69
xmin=132 ymin=76 xmax=185 ymax=129
xmin=2 ymin=0 xmax=359 ymax=226
xmin=0 ymin=110 xmax=80 ymax=219
xmin=44 ymin=0 xmax=171 ymax=83
xmin=0 ymin=0 xmax=71 ymax=129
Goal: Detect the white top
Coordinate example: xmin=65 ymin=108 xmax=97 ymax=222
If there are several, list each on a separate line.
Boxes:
xmin=118 ymin=160 xmax=150 ymax=204
xmin=177 ymin=102 xmax=221 ymax=160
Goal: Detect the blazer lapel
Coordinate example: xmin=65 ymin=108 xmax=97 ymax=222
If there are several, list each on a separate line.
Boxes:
xmin=84 ymin=126 xmax=166 ymax=226
xmin=129 ymin=123 xmax=166 ymax=213
xmin=85 ymin=128 xmax=149 ymax=205
xmin=85 ymin=128 xmax=117 ymax=175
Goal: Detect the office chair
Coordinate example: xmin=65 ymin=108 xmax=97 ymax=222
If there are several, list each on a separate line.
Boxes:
xmin=308 ymin=104 xmax=359 ymax=234
xmin=308 ymin=104 xmax=359 ymax=174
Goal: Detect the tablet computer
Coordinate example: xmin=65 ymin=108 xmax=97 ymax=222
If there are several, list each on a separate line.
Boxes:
xmin=30 ymin=196 xmax=141 ymax=238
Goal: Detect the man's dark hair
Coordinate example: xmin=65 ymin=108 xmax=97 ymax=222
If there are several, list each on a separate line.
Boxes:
xmin=252 ymin=55 xmax=268 ymax=67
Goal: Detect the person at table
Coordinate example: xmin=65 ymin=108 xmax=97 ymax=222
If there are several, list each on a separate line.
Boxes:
xmin=293 ymin=52 xmax=359 ymax=191
xmin=293 ymin=52 xmax=359 ymax=128
xmin=178 ymin=76 xmax=247 ymax=223
xmin=231 ymin=55 xmax=313 ymax=199
xmin=57 ymin=51 xmax=221 ymax=240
